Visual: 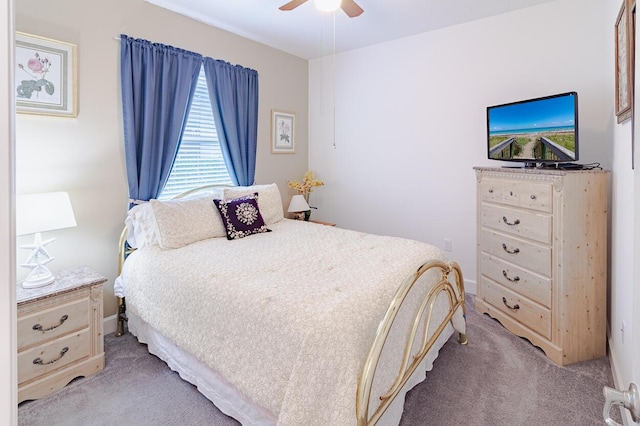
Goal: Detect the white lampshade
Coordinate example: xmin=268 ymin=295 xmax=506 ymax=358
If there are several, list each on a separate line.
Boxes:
xmin=17 ymin=192 xmax=77 ymax=236
xmin=17 ymin=192 xmax=77 ymax=289
xmin=287 ymin=194 xmax=310 ymax=212
xmin=314 ymin=0 xmax=341 ymax=13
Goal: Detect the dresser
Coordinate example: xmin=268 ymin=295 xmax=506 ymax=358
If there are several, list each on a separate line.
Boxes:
xmin=17 ymin=266 xmax=106 ymax=403
xmin=474 ymin=167 xmax=608 ymax=365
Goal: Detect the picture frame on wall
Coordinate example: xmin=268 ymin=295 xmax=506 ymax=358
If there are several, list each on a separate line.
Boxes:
xmin=271 ymin=110 xmax=295 ymax=154
xmin=615 ymin=0 xmax=632 ymax=124
xmin=15 ymin=32 xmax=77 ymax=117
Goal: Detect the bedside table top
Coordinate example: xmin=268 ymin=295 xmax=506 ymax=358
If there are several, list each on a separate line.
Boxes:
xmin=309 ymin=219 xmax=336 ymax=226
xmin=17 ymin=265 xmax=107 ymax=305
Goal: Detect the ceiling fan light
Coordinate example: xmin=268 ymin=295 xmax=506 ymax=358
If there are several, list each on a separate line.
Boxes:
xmin=314 ymin=0 xmax=341 ymax=13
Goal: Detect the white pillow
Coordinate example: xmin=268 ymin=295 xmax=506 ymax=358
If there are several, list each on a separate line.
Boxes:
xmin=224 ymin=183 xmax=284 ymax=225
xmin=150 ymin=194 xmax=226 ymax=249
xmin=125 ymin=202 xmax=158 ymax=249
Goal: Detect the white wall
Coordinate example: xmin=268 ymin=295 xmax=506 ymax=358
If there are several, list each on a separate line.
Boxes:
xmin=309 ymin=0 xmax=611 ymax=297
xmin=15 ymin=0 xmax=309 ymax=319
xmin=1 ymin=0 xmax=17 ymax=423
xmin=607 ymin=0 xmax=640 ymax=418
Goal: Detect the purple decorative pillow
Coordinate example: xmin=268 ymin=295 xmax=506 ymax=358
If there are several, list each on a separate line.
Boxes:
xmin=213 ymin=193 xmax=271 ymax=240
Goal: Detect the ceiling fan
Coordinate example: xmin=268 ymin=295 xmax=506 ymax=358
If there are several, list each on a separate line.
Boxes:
xmin=279 ymin=0 xmax=364 ymax=18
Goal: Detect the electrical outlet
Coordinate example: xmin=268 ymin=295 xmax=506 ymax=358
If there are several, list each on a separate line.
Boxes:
xmin=444 ymin=239 xmax=452 ymax=252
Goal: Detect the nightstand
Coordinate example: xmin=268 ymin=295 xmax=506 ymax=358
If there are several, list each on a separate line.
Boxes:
xmin=309 ymin=219 xmax=336 ymax=226
xmin=17 ymin=266 xmax=106 ymax=403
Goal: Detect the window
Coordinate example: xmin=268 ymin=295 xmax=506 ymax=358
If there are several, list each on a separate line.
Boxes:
xmin=159 ymin=66 xmax=233 ymax=200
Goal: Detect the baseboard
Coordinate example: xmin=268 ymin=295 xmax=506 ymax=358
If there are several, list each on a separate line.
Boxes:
xmin=464 ymin=278 xmax=477 ymax=296
xmin=607 ymin=327 xmax=633 ymax=425
xmin=104 ymin=314 xmax=117 ymax=336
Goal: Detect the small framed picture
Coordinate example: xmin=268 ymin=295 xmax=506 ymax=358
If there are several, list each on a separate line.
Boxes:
xmin=615 ymin=0 xmax=632 ymax=124
xmin=15 ymin=32 xmax=77 ymax=117
xmin=271 ymin=110 xmax=295 ymax=154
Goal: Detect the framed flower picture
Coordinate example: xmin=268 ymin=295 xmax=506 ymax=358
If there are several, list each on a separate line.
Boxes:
xmin=271 ymin=110 xmax=295 ymax=154
xmin=15 ymin=32 xmax=77 ymax=117
xmin=615 ymin=1 xmax=633 ymax=124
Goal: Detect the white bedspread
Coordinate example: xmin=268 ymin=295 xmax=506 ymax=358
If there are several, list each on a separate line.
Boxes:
xmin=119 ymin=219 xmax=465 ymax=425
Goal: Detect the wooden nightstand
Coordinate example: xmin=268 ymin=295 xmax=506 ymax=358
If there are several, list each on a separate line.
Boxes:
xmin=17 ymin=266 xmax=106 ymax=403
xmin=309 ymin=219 xmax=336 ymax=226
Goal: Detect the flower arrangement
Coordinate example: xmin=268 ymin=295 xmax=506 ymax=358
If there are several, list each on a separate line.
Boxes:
xmin=288 ymin=171 xmax=324 ymax=202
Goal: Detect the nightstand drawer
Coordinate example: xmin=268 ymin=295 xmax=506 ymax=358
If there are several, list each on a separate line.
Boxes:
xmin=480 ymin=253 xmax=551 ymax=308
xmin=478 ymin=277 xmax=551 ymax=339
xmin=18 ymin=297 xmax=89 ymax=351
xmin=480 ymin=229 xmax=551 ymax=277
xmin=18 ymin=328 xmax=91 ymax=384
xmin=479 ymin=179 xmax=552 ymax=213
xmin=480 ymin=203 xmax=552 ymax=244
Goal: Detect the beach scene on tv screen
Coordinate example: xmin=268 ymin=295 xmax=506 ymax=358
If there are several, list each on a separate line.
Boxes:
xmin=488 ymin=95 xmax=576 ymax=162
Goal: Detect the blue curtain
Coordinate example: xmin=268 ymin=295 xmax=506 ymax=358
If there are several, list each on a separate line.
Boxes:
xmin=203 ymin=58 xmax=259 ymax=186
xmin=120 ymin=35 xmax=202 ymax=205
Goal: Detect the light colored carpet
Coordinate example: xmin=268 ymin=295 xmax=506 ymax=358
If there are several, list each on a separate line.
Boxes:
xmin=18 ymin=296 xmax=620 ymax=425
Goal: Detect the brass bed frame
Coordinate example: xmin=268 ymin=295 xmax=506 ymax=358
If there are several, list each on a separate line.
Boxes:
xmin=115 ymin=185 xmax=467 ymax=425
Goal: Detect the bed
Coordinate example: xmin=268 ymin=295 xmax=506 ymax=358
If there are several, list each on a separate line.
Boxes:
xmin=114 ymin=183 xmax=467 ymax=425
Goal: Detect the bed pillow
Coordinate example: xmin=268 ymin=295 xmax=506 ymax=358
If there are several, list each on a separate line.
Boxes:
xmin=125 ymin=202 xmax=158 ymax=249
xmin=213 ymin=193 xmax=271 ymax=240
xmin=224 ymin=183 xmax=284 ymax=225
xmin=150 ymin=195 xmax=227 ymax=249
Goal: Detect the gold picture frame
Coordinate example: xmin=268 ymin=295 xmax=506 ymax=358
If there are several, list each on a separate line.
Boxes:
xmin=271 ymin=110 xmax=295 ymax=154
xmin=15 ymin=32 xmax=77 ymax=117
xmin=616 ymin=1 xmax=633 ymax=124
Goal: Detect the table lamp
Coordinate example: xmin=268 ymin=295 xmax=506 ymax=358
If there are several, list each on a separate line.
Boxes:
xmin=17 ymin=192 xmax=77 ymax=288
xmin=287 ymin=194 xmax=311 ymax=221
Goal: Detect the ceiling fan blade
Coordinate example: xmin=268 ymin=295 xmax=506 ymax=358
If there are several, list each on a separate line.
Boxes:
xmin=341 ymin=0 xmax=364 ymax=17
xmin=279 ymin=0 xmax=308 ymax=11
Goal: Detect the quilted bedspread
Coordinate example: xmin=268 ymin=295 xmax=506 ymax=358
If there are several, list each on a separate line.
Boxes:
xmin=120 ymin=219 xmax=466 ymax=425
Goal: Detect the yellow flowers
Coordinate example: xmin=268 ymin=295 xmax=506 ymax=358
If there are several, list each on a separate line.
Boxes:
xmin=288 ymin=171 xmax=324 ymax=200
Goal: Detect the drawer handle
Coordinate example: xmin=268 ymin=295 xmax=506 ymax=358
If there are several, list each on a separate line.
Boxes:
xmin=488 ymin=188 xmax=494 ymax=193
xmin=502 ymin=270 xmax=521 ymax=282
xmin=501 ymin=243 xmax=520 ymax=254
xmin=530 ymin=194 xmax=537 ymax=200
xmin=33 ymin=314 xmax=69 ymax=332
xmin=502 ymin=216 xmax=521 ymax=226
xmin=33 ymin=347 xmax=69 ymax=366
xmin=502 ymin=297 xmax=520 ymax=311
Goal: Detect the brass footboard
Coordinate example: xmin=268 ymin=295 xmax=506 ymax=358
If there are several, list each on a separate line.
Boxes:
xmin=115 ymin=226 xmax=133 ymax=337
xmin=356 ymin=260 xmax=467 ymax=425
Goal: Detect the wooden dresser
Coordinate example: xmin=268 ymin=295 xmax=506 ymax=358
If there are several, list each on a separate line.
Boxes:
xmin=17 ymin=266 xmax=106 ymax=403
xmin=474 ymin=167 xmax=608 ymax=365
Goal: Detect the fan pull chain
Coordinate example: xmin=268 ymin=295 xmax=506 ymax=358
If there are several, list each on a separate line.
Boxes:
xmin=332 ymin=11 xmax=336 ymax=149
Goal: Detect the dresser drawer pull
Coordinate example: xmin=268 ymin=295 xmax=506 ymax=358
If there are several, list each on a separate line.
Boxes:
xmin=488 ymin=188 xmax=494 ymax=193
xmin=33 ymin=347 xmax=69 ymax=366
xmin=32 ymin=314 xmax=69 ymax=332
xmin=502 ymin=270 xmax=520 ymax=282
xmin=502 ymin=216 xmax=521 ymax=226
xmin=502 ymin=297 xmax=520 ymax=311
xmin=501 ymin=243 xmax=520 ymax=254
xmin=530 ymin=194 xmax=537 ymax=200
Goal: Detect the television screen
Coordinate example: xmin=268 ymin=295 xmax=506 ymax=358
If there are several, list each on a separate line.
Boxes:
xmin=487 ymin=92 xmax=578 ymax=165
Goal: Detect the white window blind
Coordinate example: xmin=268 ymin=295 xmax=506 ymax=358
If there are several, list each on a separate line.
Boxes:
xmin=159 ymin=66 xmax=233 ymax=200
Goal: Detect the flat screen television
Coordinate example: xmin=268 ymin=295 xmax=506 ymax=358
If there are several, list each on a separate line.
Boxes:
xmin=487 ymin=92 xmax=578 ymax=167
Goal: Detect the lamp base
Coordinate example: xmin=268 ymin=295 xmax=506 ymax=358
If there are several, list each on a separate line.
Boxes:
xmin=22 ymin=265 xmax=55 ymax=289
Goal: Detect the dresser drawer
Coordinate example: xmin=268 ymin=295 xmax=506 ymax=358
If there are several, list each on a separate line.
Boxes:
xmin=480 ymin=229 xmax=551 ymax=277
xmin=480 ymin=253 xmax=552 ymax=308
xmin=479 ymin=178 xmax=552 ymax=213
xmin=18 ymin=328 xmax=91 ymax=385
xmin=480 ymin=203 xmax=552 ymax=244
xmin=478 ymin=277 xmax=551 ymax=339
xmin=18 ymin=297 xmax=89 ymax=352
